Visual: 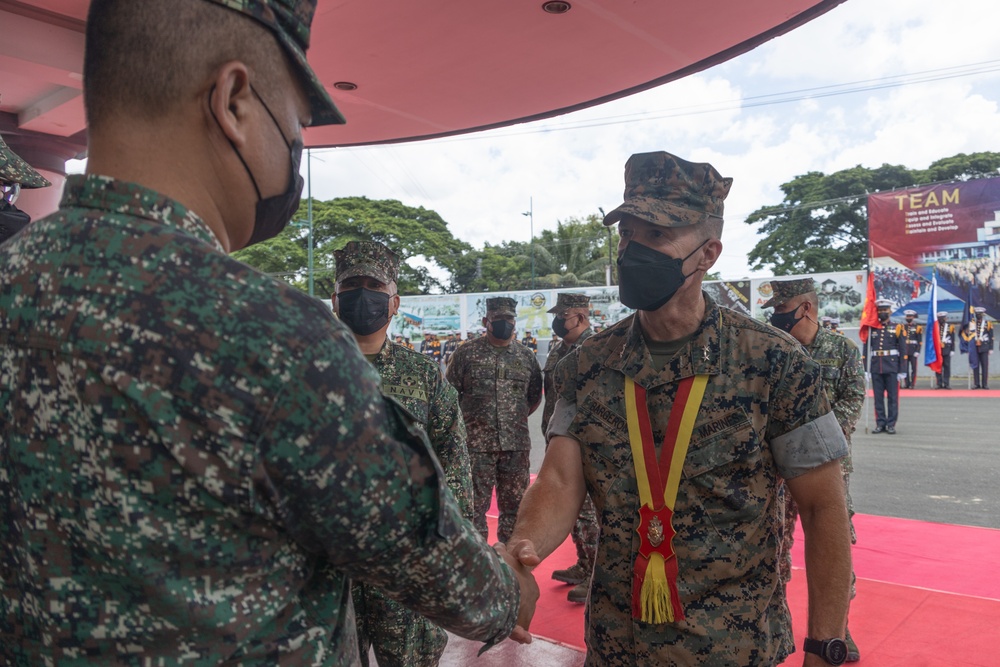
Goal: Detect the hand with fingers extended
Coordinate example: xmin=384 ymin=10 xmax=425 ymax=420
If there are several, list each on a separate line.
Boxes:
xmin=494 ymin=541 xmax=539 ymax=644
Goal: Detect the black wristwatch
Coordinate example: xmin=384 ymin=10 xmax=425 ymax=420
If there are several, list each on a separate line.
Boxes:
xmin=803 ymin=637 xmax=848 ymax=665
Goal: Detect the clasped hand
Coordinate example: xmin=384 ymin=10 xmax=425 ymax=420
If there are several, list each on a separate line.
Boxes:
xmin=493 ymin=541 xmax=540 ymax=644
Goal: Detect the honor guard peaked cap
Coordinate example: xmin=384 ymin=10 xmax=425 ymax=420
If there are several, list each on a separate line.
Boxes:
xmin=334 ymin=240 xmax=400 ymax=284
xmin=938 ymin=311 xmax=948 ymax=317
xmin=602 ymin=151 xmax=732 ymax=228
xmin=205 ymin=0 xmax=345 ymax=126
xmin=975 ymin=306 xmax=987 ymax=313
xmin=547 ymin=292 xmax=591 ymax=313
xmin=761 ymin=278 xmax=815 ymax=309
xmin=904 ymin=309 xmax=917 ymax=316
xmin=0 ymin=135 xmax=50 ymax=189
xmin=486 ymin=297 xmax=517 ymax=316
xmin=876 ymin=299 xmax=894 ymax=308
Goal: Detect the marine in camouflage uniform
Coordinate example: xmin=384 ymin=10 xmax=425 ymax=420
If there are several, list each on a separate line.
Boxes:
xmin=765 ymin=278 xmax=865 ymax=661
xmin=509 ymin=151 xmax=851 ymax=666
xmin=332 ymin=241 xmax=475 ymax=667
xmin=543 ymin=293 xmax=599 ymax=603
xmin=0 ymin=2 xmax=527 ymax=663
xmin=446 ymin=297 xmax=543 ymax=544
xmin=0 ymin=134 xmax=52 ymax=245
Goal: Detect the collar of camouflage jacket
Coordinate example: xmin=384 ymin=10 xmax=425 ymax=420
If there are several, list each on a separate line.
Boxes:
xmin=604 ymin=292 xmax=722 ymax=390
xmin=61 ymin=174 xmax=224 ymax=252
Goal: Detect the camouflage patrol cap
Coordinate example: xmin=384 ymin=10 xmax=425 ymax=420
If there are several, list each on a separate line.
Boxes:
xmin=761 ymin=278 xmax=815 ymax=309
xmin=485 ymin=297 xmax=517 ymax=316
xmin=602 ymin=151 xmax=733 ymax=228
xmin=205 ymin=0 xmax=345 ymax=126
xmin=334 ymin=240 xmax=400 ymax=284
xmin=547 ymin=292 xmax=591 ymax=313
xmin=0 ymin=135 xmax=50 ymax=189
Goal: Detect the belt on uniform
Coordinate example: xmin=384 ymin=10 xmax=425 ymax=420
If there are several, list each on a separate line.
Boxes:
xmin=873 ymin=350 xmax=899 ymax=356
xmin=906 ymin=339 xmax=919 ymax=344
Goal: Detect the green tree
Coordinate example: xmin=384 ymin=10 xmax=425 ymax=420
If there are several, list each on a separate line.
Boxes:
xmin=745 ymin=152 xmax=1000 ymax=275
xmin=233 ymin=196 xmax=471 ymax=296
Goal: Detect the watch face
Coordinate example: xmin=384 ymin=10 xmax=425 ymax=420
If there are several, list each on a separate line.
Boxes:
xmin=825 ymin=638 xmax=848 ymax=665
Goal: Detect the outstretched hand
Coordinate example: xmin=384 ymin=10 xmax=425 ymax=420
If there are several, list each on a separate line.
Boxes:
xmin=494 ymin=541 xmax=540 ymax=644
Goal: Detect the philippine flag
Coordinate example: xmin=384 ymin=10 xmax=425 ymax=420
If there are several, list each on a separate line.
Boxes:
xmin=923 ymin=271 xmax=943 ymax=374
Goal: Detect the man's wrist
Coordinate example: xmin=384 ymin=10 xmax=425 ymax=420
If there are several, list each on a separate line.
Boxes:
xmin=803 ymin=637 xmax=848 ymax=665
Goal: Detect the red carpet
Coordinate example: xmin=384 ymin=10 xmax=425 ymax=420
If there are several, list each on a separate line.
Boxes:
xmin=486 ymin=501 xmax=1000 ymax=664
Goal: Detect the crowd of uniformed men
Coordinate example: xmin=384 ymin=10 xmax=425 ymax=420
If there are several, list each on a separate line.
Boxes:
xmin=1 ymin=1 xmax=994 ymax=665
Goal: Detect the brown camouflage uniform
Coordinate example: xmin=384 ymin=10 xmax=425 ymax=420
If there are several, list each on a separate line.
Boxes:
xmin=354 ymin=340 xmax=475 ymax=667
xmin=0 ymin=175 xmax=519 ymax=664
xmin=780 ymin=326 xmax=864 ymax=591
xmin=548 ymin=295 xmax=846 ymax=666
xmin=446 ymin=335 xmax=542 ymax=543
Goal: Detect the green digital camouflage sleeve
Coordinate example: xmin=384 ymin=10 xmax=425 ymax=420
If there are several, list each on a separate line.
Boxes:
xmin=525 ymin=350 xmax=543 ymax=415
xmin=427 ymin=373 xmax=474 ymax=521
xmin=833 ymin=340 xmax=865 ymax=436
xmin=767 ymin=346 xmax=848 ymax=480
xmin=259 ymin=327 xmax=518 ymax=644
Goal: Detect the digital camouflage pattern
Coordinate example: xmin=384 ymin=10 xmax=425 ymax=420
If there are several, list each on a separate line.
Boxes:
xmin=550 ymin=295 xmax=846 ymax=666
xmin=780 ymin=325 xmax=865 ymax=585
xmin=546 ymin=292 xmax=591 ymax=313
xmin=542 ymin=326 xmax=598 ymax=570
xmin=485 ymin=296 xmax=517 ymax=316
xmin=601 ymin=151 xmax=733 ymax=229
xmin=334 ymin=239 xmax=400 ymax=285
xmin=761 ymin=277 xmax=816 ymax=309
xmin=354 ymin=339 xmax=473 ymax=667
xmin=0 ymin=174 xmax=518 ymax=665
xmin=207 ymin=0 xmax=345 ymax=125
xmin=0 ymin=135 xmax=50 ymax=188
xmin=446 ymin=336 xmax=542 ymax=543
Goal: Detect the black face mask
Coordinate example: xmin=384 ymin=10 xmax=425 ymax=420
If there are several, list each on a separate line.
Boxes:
xmin=878 ymin=311 xmax=890 ymax=322
xmin=489 ymin=319 xmax=515 ymax=341
xmin=617 ymin=239 xmax=707 ymax=311
xmin=552 ymin=315 xmax=572 ymax=338
xmin=337 ymin=288 xmax=392 ymax=336
xmin=0 ymin=203 xmax=30 ymax=245
xmin=770 ymin=305 xmax=804 ymax=333
xmin=211 ymin=85 xmax=304 ymax=248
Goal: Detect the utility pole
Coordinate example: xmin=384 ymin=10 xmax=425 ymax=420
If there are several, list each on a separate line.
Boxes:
xmin=522 ymin=197 xmax=534 ymax=289
xmin=599 ymin=206 xmax=611 ymax=286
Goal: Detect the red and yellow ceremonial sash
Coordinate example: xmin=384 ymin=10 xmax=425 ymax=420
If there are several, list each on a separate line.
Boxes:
xmin=624 ymin=374 xmax=709 ymax=624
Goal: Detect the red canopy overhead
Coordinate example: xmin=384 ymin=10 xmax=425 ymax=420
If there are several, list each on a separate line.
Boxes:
xmin=0 ymin=0 xmax=848 ymax=153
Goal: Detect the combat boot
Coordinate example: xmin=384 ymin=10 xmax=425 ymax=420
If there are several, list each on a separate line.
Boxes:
xmin=551 ymin=563 xmax=588 ymax=585
xmin=845 ymin=626 xmax=860 ymax=662
xmin=567 ymin=580 xmax=589 ymax=604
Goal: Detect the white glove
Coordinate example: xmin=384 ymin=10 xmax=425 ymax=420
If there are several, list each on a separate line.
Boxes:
xmin=865 ymin=372 xmax=871 ymax=382
xmin=951 ymin=350 xmax=955 ymax=356
xmin=897 ymin=373 xmax=907 ymax=381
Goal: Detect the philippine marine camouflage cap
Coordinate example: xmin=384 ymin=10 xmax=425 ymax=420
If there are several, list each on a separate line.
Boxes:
xmin=485 ymin=297 xmax=517 ymax=316
xmin=547 ymin=292 xmax=591 ymax=314
xmin=334 ymin=240 xmax=400 ymax=285
xmin=0 ymin=135 xmax=50 ymax=189
xmin=205 ymin=0 xmax=345 ymax=126
xmin=602 ymin=151 xmax=733 ymax=228
xmin=761 ymin=278 xmax=816 ymax=309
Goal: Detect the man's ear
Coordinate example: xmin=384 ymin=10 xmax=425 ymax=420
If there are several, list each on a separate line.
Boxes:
xmin=389 ymin=294 xmax=401 ymax=317
xmin=697 ymin=238 xmax=723 ymax=271
xmin=208 ymin=61 xmax=255 ymax=149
